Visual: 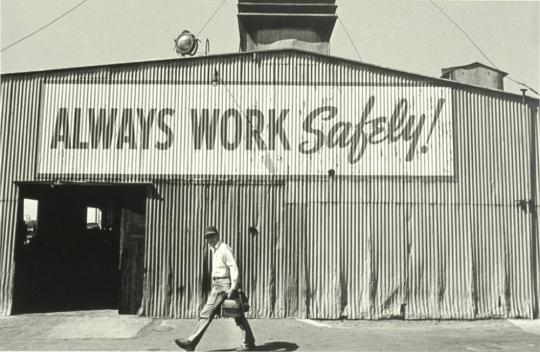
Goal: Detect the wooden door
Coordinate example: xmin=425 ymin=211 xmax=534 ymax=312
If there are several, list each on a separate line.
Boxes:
xmin=119 ymin=208 xmax=145 ymax=314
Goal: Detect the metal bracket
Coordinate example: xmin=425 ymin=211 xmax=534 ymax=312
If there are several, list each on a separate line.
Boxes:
xmin=516 ymin=199 xmax=535 ymax=213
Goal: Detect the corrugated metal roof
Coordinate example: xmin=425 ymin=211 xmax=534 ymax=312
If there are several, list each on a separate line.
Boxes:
xmin=1 ymin=49 xmax=537 ymax=103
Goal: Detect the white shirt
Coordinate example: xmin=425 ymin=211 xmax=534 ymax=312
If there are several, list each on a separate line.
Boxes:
xmin=210 ymin=241 xmax=239 ymax=287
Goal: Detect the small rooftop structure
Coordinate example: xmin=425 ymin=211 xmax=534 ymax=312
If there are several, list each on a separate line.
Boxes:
xmin=237 ymin=0 xmax=338 ymax=55
xmin=441 ymin=62 xmax=508 ymax=91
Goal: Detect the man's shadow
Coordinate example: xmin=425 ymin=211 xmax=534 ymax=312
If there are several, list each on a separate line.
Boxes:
xmin=209 ymin=341 xmax=299 ymax=351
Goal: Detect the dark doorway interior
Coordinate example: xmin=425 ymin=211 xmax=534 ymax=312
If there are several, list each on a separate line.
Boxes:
xmin=12 ymin=183 xmax=147 ymax=314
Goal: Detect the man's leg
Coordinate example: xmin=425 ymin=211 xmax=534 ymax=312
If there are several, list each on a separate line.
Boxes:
xmin=186 ymin=288 xmax=226 ymax=347
xmin=234 ymin=314 xmax=255 ymax=348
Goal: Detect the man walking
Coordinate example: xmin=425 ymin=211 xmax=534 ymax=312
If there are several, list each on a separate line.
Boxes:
xmin=174 ymin=226 xmax=256 ymax=351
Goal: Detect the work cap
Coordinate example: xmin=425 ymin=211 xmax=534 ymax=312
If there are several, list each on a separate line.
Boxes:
xmin=204 ymin=226 xmax=219 ymax=238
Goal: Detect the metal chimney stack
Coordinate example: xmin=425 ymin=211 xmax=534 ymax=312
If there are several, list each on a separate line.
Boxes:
xmin=237 ymin=0 xmax=338 ymax=55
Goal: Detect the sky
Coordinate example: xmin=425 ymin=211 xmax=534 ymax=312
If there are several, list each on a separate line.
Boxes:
xmin=0 ymin=0 xmax=539 ymax=96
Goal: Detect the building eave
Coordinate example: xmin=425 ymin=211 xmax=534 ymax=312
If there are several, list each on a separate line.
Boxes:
xmin=1 ymin=48 xmax=537 ymax=103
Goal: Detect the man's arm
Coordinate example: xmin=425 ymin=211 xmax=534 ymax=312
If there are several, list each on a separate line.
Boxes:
xmin=223 ymin=246 xmax=239 ymax=296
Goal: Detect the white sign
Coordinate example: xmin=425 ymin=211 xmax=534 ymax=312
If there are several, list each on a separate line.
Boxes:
xmin=38 ymin=83 xmax=454 ymax=176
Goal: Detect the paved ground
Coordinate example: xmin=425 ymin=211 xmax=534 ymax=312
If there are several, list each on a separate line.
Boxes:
xmin=1 ymin=310 xmax=540 ymax=351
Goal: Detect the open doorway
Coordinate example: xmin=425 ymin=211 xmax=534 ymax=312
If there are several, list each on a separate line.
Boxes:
xmin=12 ymin=183 xmax=147 ymax=315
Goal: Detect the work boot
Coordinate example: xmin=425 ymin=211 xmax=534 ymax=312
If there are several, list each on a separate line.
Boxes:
xmin=174 ymin=338 xmax=195 ymax=351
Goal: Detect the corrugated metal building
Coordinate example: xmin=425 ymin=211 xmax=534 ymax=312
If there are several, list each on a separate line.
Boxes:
xmin=1 ymin=1 xmax=539 ymax=319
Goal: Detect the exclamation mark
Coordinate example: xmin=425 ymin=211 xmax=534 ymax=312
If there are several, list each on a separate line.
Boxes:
xmin=420 ymin=98 xmax=446 ymax=153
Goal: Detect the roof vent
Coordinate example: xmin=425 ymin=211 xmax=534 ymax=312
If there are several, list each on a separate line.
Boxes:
xmin=237 ymin=0 xmax=338 ymax=55
xmin=441 ymin=62 xmax=508 ymax=90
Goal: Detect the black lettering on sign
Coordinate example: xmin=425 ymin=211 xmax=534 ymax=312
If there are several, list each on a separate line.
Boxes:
xmin=191 ymin=109 xmax=220 ymax=150
xmin=116 ymin=109 xmax=136 ymax=150
xmin=88 ymin=108 xmax=117 ymax=149
xmin=50 ymin=108 xmax=71 ymax=149
xmin=299 ymin=98 xmax=375 ymax=164
xmin=348 ymin=95 xmax=375 ymax=163
xmin=137 ymin=108 xmax=156 ymax=150
xmin=327 ymin=121 xmax=353 ymax=148
xmin=401 ymin=113 xmax=426 ymax=162
xmin=245 ymin=109 xmax=267 ymax=150
xmin=366 ymin=117 xmax=387 ymax=145
xmin=419 ymin=99 xmax=446 ymax=154
xmin=221 ymin=108 xmax=242 ymax=150
xmin=297 ymin=95 xmax=443 ymax=164
xmin=299 ymin=106 xmax=337 ymax=154
xmin=51 ymin=107 xmax=175 ymax=151
xmin=268 ymin=109 xmax=291 ymax=150
xmin=156 ymin=108 xmax=174 ymax=150
xmin=72 ymin=108 xmax=89 ymax=149
xmin=388 ymin=99 xmax=408 ymax=142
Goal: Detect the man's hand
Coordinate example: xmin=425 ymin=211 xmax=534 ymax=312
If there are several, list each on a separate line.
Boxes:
xmin=226 ymin=287 xmax=237 ymax=298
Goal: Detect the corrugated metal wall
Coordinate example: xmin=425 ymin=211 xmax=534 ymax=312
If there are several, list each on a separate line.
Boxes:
xmin=142 ymin=181 xmax=284 ymax=318
xmin=533 ymin=99 xmax=540 ymax=319
xmin=1 ymin=76 xmax=42 ymax=315
xmin=1 ymin=50 xmax=539 ymax=318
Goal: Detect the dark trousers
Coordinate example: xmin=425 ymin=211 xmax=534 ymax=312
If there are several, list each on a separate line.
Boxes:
xmin=187 ymin=279 xmax=255 ymax=347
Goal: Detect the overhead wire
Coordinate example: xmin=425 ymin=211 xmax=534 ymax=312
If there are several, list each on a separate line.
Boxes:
xmin=429 ymin=0 xmax=498 ymax=69
xmin=1 ymin=0 xmax=89 ymax=53
xmin=216 ymin=73 xmax=279 ymax=175
xmin=507 ymin=77 xmax=539 ymax=96
xmin=338 ymin=17 xmax=363 ymax=62
xmin=197 ymin=0 xmax=228 ymax=37
xmin=429 ymin=0 xmax=538 ymax=95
